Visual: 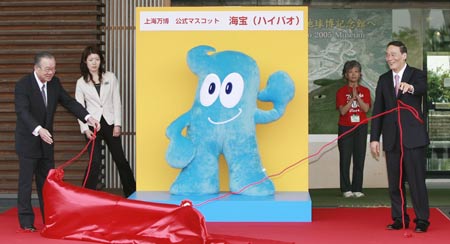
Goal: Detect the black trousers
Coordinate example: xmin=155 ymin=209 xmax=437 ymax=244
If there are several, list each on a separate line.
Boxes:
xmin=385 ymin=145 xmax=429 ymax=223
xmin=83 ymin=117 xmax=136 ymax=197
xmin=338 ymin=124 xmax=368 ymax=193
xmin=17 ymin=155 xmax=53 ymax=227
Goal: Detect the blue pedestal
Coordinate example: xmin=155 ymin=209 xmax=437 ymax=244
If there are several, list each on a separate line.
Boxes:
xmin=129 ymin=191 xmax=311 ymax=222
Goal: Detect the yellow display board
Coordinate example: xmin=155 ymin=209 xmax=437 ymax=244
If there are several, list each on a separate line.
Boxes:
xmin=136 ymin=7 xmax=308 ymax=192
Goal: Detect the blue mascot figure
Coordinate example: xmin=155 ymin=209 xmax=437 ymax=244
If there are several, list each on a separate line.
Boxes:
xmin=166 ymin=45 xmax=295 ymax=196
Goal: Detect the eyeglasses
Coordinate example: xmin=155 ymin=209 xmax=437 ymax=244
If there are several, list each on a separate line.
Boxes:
xmin=39 ymin=66 xmax=56 ymax=74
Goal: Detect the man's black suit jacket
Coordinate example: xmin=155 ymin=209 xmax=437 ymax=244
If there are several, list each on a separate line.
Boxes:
xmin=15 ymin=73 xmax=89 ymax=158
xmin=370 ymin=65 xmax=429 ymax=151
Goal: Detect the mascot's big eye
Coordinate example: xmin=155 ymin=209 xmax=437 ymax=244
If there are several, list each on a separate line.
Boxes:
xmin=199 ymin=73 xmax=221 ymax=107
xmin=220 ymin=72 xmax=244 ymax=108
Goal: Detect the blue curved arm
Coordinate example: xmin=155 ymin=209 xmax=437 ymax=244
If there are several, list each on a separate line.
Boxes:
xmin=255 ymin=71 xmax=295 ymax=124
xmin=166 ymin=112 xmax=196 ymax=168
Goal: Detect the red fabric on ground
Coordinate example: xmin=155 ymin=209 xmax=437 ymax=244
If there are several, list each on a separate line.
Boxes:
xmin=42 ymin=169 xmax=209 ymax=243
xmin=5 ymin=168 xmax=449 ymax=244
xmin=2 ymin=207 xmax=449 ymax=244
xmin=38 ymin=168 xmax=293 ymax=244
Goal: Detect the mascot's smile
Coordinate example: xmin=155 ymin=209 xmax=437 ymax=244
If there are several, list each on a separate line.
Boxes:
xmin=208 ymin=108 xmax=242 ymax=125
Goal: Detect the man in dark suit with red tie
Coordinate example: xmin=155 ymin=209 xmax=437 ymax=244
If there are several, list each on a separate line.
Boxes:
xmin=14 ymin=51 xmax=100 ymax=232
xmin=370 ymin=41 xmax=430 ymax=233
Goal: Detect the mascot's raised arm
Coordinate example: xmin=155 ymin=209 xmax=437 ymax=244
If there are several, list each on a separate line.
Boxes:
xmin=166 ymin=45 xmax=295 ymax=196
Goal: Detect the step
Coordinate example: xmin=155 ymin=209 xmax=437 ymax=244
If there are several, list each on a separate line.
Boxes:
xmin=0 ymin=57 xmax=80 ymax=64
xmin=130 ymin=191 xmax=312 ymax=222
xmin=0 ymin=29 xmax=103 ymax=36
xmin=0 ymin=1 xmax=103 ymax=7
xmin=0 ymin=48 xmax=85 ymax=55
xmin=0 ymin=20 xmax=103 ymax=26
xmin=0 ymin=10 xmax=102 ymax=17
xmin=0 ymin=39 xmax=102 ymax=45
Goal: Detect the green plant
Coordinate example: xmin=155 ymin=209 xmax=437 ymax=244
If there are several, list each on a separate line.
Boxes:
xmin=428 ymin=67 xmax=450 ymax=103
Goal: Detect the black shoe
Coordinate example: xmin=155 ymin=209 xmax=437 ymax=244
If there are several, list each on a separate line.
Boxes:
xmin=414 ymin=219 xmax=430 ymax=233
xmin=21 ymin=225 xmax=37 ymax=232
xmin=386 ymin=220 xmax=409 ymax=230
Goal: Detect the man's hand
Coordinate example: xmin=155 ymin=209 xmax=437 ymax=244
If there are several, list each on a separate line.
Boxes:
xmin=370 ymin=141 xmax=380 ymax=160
xmin=39 ymin=128 xmax=53 ymax=144
xmin=87 ymin=117 xmax=101 ymax=131
xmin=84 ymin=129 xmax=95 ymax=140
xmin=399 ymin=82 xmax=414 ymax=94
xmin=113 ymin=126 xmax=121 ymax=137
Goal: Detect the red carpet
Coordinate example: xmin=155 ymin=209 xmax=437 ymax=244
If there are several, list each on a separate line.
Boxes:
xmin=1 ymin=207 xmax=449 ymax=243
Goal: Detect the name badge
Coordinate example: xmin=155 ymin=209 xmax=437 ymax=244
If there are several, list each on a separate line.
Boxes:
xmin=351 ymin=114 xmax=360 ymax=123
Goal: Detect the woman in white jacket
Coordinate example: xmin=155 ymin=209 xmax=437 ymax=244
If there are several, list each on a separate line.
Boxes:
xmin=75 ymin=46 xmax=136 ymax=197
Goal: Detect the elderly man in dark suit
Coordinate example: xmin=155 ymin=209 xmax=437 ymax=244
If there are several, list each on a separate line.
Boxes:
xmin=15 ymin=51 xmax=100 ymax=232
xmin=370 ymin=41 xmax=430 ymax=233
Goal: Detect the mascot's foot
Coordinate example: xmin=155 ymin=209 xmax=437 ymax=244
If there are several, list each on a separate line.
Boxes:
xmin=231 ymin=178 xmax=275 ymax=196
xmin=170 ymin=180 xmax=219 ymax=195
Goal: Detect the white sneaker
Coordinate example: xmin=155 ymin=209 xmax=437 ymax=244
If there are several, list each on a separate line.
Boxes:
xmin=343 ymin=191 xmax=353 ymax=198
xmin=353 ymin=192 xmax=365 ymax=198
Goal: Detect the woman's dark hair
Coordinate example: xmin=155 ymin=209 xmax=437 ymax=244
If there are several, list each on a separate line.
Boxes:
xmin=342 ymin=60 xmax=362 ymax=80
xmin=80 ymin=46 xmax=105 ymax=83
